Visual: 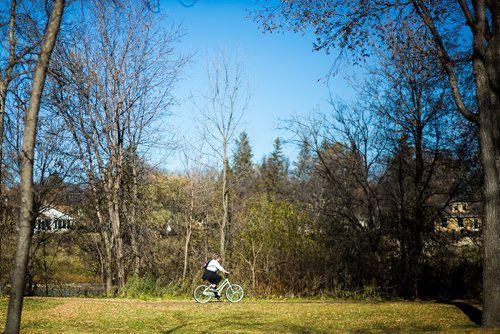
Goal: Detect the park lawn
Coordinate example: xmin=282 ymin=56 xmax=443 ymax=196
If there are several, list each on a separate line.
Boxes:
xmin=0 ymin=297 xmax=486 ymax=333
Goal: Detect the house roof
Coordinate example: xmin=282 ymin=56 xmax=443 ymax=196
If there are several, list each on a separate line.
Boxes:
xmin=39 ymin=207 xmax=74 ymax=221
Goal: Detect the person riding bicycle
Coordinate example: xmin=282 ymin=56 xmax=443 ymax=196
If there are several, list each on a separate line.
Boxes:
xmin=202 ymin=253 xmax=229 ymax=298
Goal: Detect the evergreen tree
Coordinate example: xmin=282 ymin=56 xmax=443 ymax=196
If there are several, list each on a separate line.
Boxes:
xmin=261 ymin=138 xmax=288 ymax=195
xmin=293 ymin=139 xmax=313 ymax=182
xmin=232 ymin=131 xmax=254 ymax=179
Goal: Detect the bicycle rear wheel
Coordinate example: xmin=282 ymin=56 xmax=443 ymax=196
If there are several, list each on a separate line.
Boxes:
xmin=225 ymin=283 xmax=244 ymax=303
xmin=194 ymin=284 xmax=212 ymax=303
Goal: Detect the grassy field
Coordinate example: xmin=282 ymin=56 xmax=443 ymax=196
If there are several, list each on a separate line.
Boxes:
xmin=0 ymin=297 xmax=488 ymax=333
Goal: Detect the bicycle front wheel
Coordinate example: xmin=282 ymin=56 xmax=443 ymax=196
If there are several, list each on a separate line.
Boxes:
xmin=225 ymin=283 xmax=244 ymax=303
xmin=194 ymin=284 xmax=212 ymax=304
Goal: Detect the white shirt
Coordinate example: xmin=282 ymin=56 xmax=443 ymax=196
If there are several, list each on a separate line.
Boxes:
xmin=206 ymin=259 xmax=226 ymax=273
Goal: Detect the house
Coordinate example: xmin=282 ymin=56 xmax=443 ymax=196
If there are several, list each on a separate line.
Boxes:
xmin=34 ymin=207 xmax=75 ymax=232
xmin=436 ymin=201 xmax=481 ymax=233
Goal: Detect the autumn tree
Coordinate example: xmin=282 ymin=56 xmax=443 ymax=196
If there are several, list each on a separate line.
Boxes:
xmin=256 ymin=1 xmax=500 ymax=326
xmin=237 ymin=195 xmax=315 ymax=295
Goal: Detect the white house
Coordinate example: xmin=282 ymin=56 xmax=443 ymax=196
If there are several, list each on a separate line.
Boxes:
xmin=34 ymin=207 xmax=75 ymax=232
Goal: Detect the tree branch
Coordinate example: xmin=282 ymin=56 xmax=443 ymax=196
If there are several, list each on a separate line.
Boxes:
xmin=412 ymin=0 xmax=479 ymax=123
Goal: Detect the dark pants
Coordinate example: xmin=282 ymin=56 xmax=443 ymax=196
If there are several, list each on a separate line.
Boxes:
xmin=202 ymin=269 xmax=222 ymax=285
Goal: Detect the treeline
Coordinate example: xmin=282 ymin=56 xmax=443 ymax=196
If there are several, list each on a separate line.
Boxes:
xmin=0 ymin=0 xmax=482 ymax=303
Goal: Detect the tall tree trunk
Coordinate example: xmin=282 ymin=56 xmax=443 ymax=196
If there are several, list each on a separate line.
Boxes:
xmin=130 ymin=161 xmax=140 ymax=276
xmin=410 ymin=119 xmax=425 ymax=299
xmin=220 ymin=154 xmax=229 ymax=263
xmin=110 ymin=105 xmax=125 ymax=290
xmin=4 ymin=1 xmax=64 ymax=333
xmin=0 ymin=86 xmax=8 ymax=229
xmin=182 ymin=183 xmax=194 ymax=283
xmin=478 ymin=105 xmax=500 ymax=327
xmin=474 ymin=5 xmax=500 ymax=324
xmin=182 ymin=227 xmax=192 ymax=283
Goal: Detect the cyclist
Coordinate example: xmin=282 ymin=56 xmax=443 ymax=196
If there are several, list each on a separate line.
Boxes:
xmin=202 ymin=253 xmax=229 ymax=298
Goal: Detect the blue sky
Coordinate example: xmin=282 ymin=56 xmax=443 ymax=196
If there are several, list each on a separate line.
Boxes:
xmin=159 ymin=0 xmax=357 ymax=171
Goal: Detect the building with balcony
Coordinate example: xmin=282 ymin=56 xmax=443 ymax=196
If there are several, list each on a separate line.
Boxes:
xmin=436 ymin=201 xmax=481 ymax=233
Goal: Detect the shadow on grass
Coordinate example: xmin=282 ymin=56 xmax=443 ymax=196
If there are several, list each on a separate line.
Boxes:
xmin=162 ymin=324 xmax=187 ymax=333
xmin=160 ymin=300 xmax=483 ymax=334
xmin=446 ymin=301 xmax=482 ymax=326
xmin=170 ymin=314 xmax=270 ymax=333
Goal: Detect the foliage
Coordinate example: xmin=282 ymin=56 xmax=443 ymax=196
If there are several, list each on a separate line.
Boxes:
xmin=119 ymin=276 xmax=185 ymax=300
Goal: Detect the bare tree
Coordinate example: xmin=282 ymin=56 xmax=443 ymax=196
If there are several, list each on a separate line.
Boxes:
xmin=285 ymin=100 xmax=386 ymax=288
xmin=175 ymin=148 xmax=216 ymax=283
xmin=0 ymin=1 xmax=19 ymax=220
xmin=365 ymin=28 xmax=477 ymax=298
xmin=0 ymin=0 xmax=51 ymax=253
xmin=4 ymin=1 xmax=65 ymax=332
xmin=49 ymin=0 xmax=185 ymax=294
xmin=197 ymin=51 xmax=249 ymax=263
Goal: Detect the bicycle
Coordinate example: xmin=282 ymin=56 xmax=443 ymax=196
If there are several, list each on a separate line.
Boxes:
xmin=193 ymin=274 xmax=244 ymax=303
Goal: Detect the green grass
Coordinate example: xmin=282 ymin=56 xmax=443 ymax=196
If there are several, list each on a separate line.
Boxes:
xmin=0 ymin=297 xmax=488 ymax=333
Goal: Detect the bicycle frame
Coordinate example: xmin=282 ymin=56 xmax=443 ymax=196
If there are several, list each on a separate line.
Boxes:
xmin=215 ymin=278 xmax=231 ymax=293
xmin=201 ymin=277 xmax=231 ymax=296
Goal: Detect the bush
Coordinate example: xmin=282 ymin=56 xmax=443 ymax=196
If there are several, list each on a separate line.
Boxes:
xmin=120 ymin=275 xmax=188 ymax=299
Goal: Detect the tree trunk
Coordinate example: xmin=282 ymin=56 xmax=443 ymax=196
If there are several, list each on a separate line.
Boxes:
xmin=104 ymin=242 xmax=113 ymax=295
xmin=182 ymin=184 xmax=195 ymax=283
xmin=474 ymin=6 xmax=500 ymax=324
xmin=4 ymin=1 xmax=64 ymax=332
xmin=93 ymin=202 xmax=114 ymax=296
xmin=100 ymin=225 xmax=114 ymax=296
xmin=478 ymin=106 xmax=500 ymax=327
xmin=110 ymin=105 xmax=125 ymax=290
xmin=92 ymin=234 xmax=106 ymax=294
xmin=130 ymin=224 xmax=140 ymax=277
xmin=108 ymin=190 xmax=125 ymax=290
xmin=400 ymin=221 xmax=422 ymax=299
xmin=220 ymin=155 xmax=229 ymax=263
xmin=182 ymin=227 xmax=192 ymax=283
xmin=130 ymin=161 xmax=140 ymax=276
xmin=0 ymin=85 xmax=8 ymax=227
